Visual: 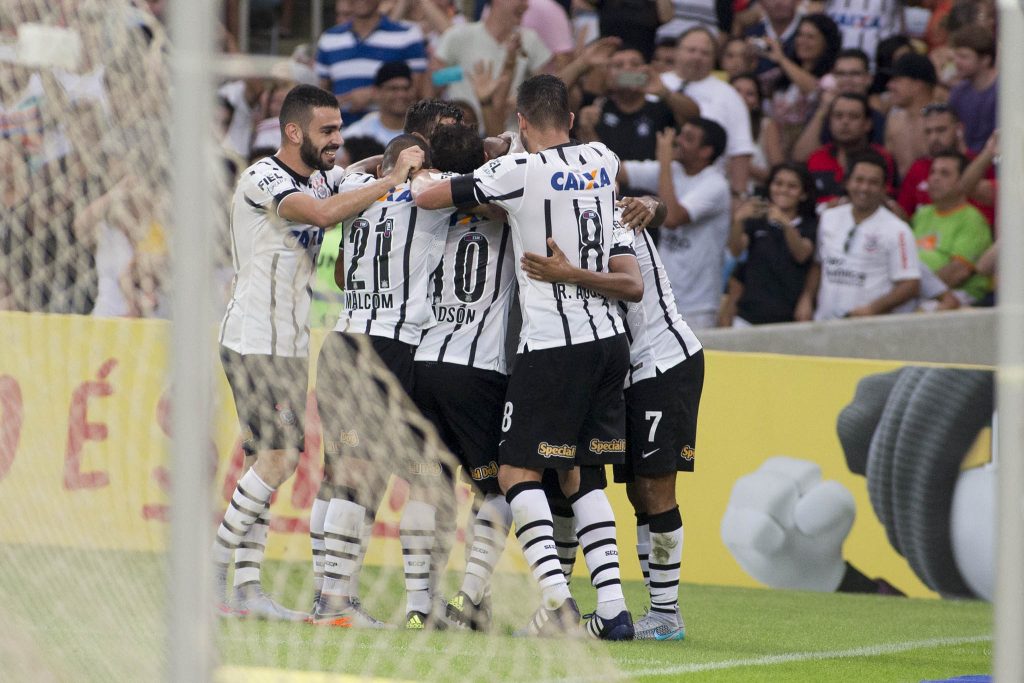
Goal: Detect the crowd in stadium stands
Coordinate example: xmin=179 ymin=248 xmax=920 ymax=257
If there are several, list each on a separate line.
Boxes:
xmin=0 ymin=0 xmax=1002 ymax=325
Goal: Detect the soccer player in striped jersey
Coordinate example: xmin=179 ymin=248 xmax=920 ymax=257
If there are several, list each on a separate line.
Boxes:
xmin=214 ymin=84 xmax=424 ymax=619
xmin=524 ymin=201 xmax=705 ymax=642
xmin=306 ymin=98 xmax=464 ymax=621
xmin=312 ymin=134 xmax=460 ymax=627
xmin=415 ymin=75 xmax=643 ymax=640
xmin=407 ymin=124 xmax=517 ymax=631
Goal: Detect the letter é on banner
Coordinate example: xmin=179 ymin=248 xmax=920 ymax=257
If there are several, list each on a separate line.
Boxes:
xmin=0 ymin=376 xmax=23 ymax=482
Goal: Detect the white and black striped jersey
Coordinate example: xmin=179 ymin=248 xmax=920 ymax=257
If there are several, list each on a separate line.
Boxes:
xmin=334 ymin=172 xmax=456 ymax=344
xmin=451 ymin=141 xmax=633 ymax=352
xmin=621 ymin=226 xmax=702 ymax=385
xmin=220 ymin=156 xmax=343 ymax=357
xmin=415 ymin=213 xmax=516 ymax=374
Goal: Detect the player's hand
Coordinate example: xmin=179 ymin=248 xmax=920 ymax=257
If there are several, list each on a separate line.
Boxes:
xmin=617 ymin=196 xmax=658 ymax=232
xmin=720 ymin=456 xmax=855 ymax=591
xmin=521 ymin=238 xmax=576 ymax=284
xmin=388 ymin=146 xmax=425 ymax=185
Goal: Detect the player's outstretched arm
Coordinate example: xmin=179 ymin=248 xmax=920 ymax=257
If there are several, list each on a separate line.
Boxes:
xmin=413 ymin=176 xmax=457 ymax=210
xmin=279 ymin=146 xmax=424 ymax=228
xmin=521 ymin=238 xmax=643 ymax=302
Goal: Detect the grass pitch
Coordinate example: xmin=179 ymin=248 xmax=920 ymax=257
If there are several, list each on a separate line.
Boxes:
xmin=0 ymin=548 xmax=991 ymax=682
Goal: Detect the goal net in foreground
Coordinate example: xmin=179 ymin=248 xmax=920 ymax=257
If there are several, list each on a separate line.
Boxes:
xmin=0 ymin=3 xmax=625 ymax=681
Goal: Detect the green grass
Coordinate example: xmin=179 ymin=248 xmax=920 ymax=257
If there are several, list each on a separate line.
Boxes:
xmin=0 ymin=546 xmax=993 ymax=682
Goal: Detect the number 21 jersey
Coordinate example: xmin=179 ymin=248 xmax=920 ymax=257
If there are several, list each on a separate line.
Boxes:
xmin=334 ymin=172 xmax=455 ymax=344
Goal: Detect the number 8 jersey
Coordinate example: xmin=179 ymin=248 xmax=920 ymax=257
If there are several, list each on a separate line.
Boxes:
xmin=334 ymin=172 xmax=456 ymax=344
xmin=451 ymin=141 xmax=633 ymax=351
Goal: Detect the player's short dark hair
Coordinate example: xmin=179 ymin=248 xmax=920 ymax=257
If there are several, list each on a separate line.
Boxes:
xmin=404 ymin=99 xmax=464 ymax=138
xmin=836 ymin=48 xmax=870 ymax=72
xmin=429 ymin=124 xmax=484 ymax=174
xmin=343 ymin=135 xmax=385 ymax=164
xmin=846 ymin=149 xmax=889 ymax=184
xmin=382 ymin=134 xmax=431 ymax=174
xmin=932 ymin=148 xmax=968 ymax=175
xmin=279 ymin=84 xmax=339 ymax=134
xmin=516 ymin=74 xmax=571 ymax=131
xmin=687 ymin=116 xmax=727 ymax=164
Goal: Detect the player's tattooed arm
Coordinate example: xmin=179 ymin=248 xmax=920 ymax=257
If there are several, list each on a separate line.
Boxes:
xmin=521 ymin=238 xmax=643 ymax=302
xmin=279 ymin=146 xmax=424 ymax=228
xmin=617 ymin=196 xmax=665 ymax=232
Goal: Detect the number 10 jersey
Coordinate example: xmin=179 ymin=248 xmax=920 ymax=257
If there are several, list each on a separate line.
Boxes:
xmin=415 ymin=213 xmax=515 ymax=374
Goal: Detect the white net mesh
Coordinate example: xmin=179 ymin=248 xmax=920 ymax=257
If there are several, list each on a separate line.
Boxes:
xmin=1 ymin=3 xmax=173 ymax=680
xmin=0 ymin=3 xmax=629 ymax=680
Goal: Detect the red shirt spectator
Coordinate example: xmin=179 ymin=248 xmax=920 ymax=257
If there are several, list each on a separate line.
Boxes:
xmin=806 ymin=93 xmax=896 ymax=204
xmin=808 ymin=142 xmax=896 ymax=204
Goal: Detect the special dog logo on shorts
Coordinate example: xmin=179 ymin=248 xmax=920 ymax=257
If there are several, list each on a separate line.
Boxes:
xmin=589 ymin=438 xmax=626 ymax=455
xmin=409 ymin=461 xmax=443 ymax=477
xmin=471 ymin=461 xmax=498 ymax=481
xmin=681 ymin=445 xmax=695 ymax=461
xmin=275 ymin=403 xmax=297 ymax=426
xmin=538 ymin=442 xmax=576 ymax=459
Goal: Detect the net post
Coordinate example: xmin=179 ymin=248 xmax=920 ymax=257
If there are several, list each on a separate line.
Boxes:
xmin=995 ymin=0 xmax=1024 ymax=679
xmin=167 ymin=0 xmax=217 ymax=679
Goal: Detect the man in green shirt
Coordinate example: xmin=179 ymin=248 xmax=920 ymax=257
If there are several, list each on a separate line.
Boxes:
xmin=911 ymin=150 xmax=992 ymax=304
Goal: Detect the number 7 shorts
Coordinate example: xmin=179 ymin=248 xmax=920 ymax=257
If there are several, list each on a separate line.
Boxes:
xmin=614 ymin=350 xmax=704 ymax=483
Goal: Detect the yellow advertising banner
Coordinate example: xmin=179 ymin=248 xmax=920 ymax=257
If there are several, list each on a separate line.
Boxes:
xmin=0 ymin=313 xmax=992 ymax=599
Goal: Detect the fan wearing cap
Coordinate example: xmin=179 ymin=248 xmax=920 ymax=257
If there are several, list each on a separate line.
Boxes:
xmin=339 ymin=61 xmax=416 ymax=147
xmin=883 ymin=52 xmax=939 ymax=180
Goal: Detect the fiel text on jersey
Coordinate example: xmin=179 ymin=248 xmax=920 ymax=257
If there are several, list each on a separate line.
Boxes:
xmin=549 ymin=168 xmax=612 ymax=192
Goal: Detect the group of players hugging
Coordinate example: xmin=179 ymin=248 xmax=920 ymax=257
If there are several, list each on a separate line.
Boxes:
xmin=213 ymin=74 xmax=705 ymax=642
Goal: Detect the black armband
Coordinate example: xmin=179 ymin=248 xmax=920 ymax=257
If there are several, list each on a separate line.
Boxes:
xmin=450 ymin=173 xmax=482 ymax=210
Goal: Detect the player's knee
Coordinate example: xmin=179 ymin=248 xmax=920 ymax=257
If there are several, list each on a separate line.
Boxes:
xmin=569 ymin=466 xmax=607 ymax=499
xmin=635 ymin=472 xmax=677 ymax=515
xmin=252 ymin=448 xmax=300 ymax=488
xmin=498 ymin=464 xmax=540 ymax=495
xmin=625 ymin=481 xmax=645 ymax=514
